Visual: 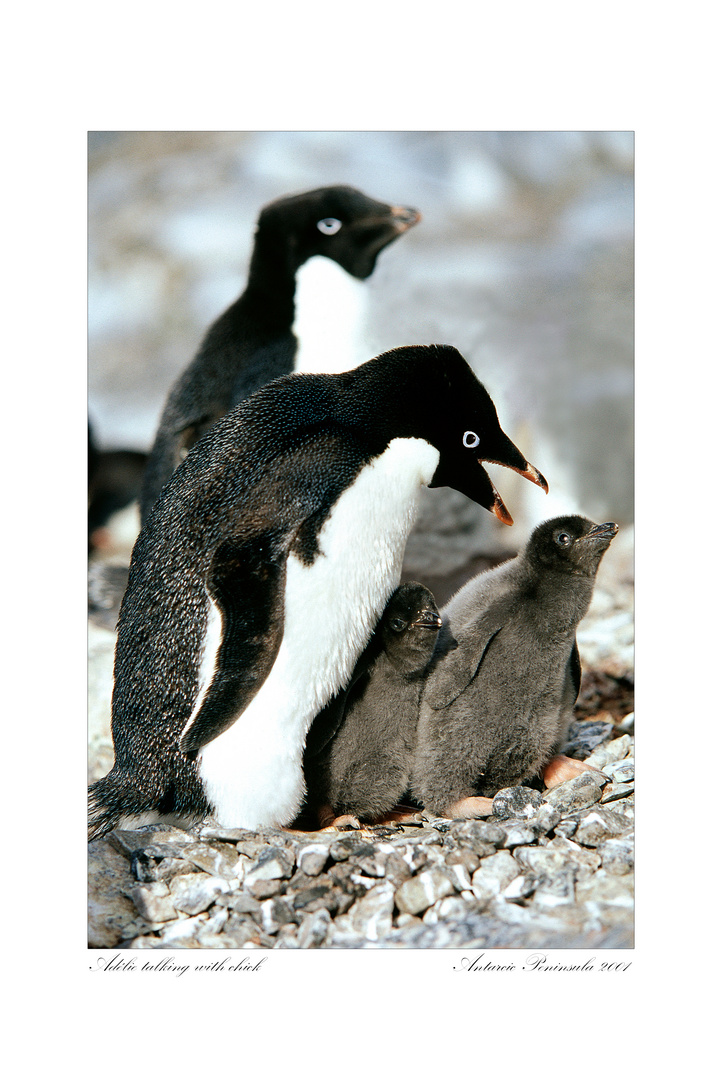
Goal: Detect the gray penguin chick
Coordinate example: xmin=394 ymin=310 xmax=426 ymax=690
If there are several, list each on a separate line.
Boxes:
xmin=304 ymin=582 xmax=441 ymax=828
xmin=411 ymin=516 xmax=617 ymax=819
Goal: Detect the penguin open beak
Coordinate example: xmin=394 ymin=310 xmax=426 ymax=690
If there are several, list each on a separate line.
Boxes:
xmin=482 ymin=457 xmax=549 ymax=496
xmin=488 ymin=484 xmax=514 ymax=526
xmin=479 ymin=440 xmax=548 ymax=525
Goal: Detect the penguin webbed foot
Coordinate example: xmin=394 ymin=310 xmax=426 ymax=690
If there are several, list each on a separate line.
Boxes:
xmin=542 ymin=754 xmax=607 ymax=789
xmin=441 ymin=795 xmax=495 ymax=819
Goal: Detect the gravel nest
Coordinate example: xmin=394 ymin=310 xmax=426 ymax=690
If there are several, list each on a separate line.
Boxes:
xmin=88 ymin=725 xmax=634 ymax=951
xmin=88 ymin=525 xmax=633 ymax=951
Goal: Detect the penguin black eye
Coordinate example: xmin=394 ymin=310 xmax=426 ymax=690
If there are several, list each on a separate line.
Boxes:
xmin=463 ymin=431 xmax=481 ymax=449
xmin=556 ymin=532 xmax=571 ymax=547
xmin=317 ymin=217 xmax=342 ymax=235
xmin=390 ymin=618 xmax=407 ymax=632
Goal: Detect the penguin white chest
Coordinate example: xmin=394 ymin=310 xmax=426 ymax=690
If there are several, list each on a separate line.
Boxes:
xmin=292 ymin=256 xmax=368 ymax=374
xmin=196 ymin=437 xmax=441 ymax=829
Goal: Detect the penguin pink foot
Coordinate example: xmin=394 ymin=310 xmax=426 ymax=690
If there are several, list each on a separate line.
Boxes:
xmin=369 ymin=807 xmax=426 ymax=826
xmin=316 ymin=804 xmax=362 ymax=830
xmin=542 ymin=754 xmax=606 ymax=789
xmin=443 ymin=796 xmax=496 ymax=819
xmin=323 ymin=815 xmax=362 ymax=831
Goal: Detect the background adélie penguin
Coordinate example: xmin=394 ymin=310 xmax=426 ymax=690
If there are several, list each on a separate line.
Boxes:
xmin=140 ymin=185 xmax=421 ymax=521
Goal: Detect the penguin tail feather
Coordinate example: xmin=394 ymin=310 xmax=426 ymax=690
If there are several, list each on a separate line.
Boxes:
xmin=88 ymin=774 xmax=126 ymax=842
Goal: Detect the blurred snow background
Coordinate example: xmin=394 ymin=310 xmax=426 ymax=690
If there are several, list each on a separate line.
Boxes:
xmin=88 ymin=130 xmax=633 ymax=581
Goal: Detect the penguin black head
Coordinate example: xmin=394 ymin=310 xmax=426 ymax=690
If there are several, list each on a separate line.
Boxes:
xmin=257 ymin=185 xmax=421 ymax=280
xmin=526 ymin=515 xmax=619 ymax=576
xmin=352 ymin=344 xmax=548 ymax=524
xmin=379 ymin=583 xmax=442 ymax=669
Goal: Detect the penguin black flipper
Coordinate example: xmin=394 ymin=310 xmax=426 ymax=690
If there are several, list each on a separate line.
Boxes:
xmin=178 ymin=419 xmax=375 ymax=756
xmin=179 ymin=531 xmax=288 ymax=754
xmin=424 ymin=619 xmax=503 ymax=711
xmin=567 ymin=638 xmax=582 ymax=703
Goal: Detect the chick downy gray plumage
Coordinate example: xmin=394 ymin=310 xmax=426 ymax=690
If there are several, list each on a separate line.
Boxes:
xmin=303 ymin=583 xmax=441 ymax=825
xmin=412 ymin=516 xmax=618 ymax=818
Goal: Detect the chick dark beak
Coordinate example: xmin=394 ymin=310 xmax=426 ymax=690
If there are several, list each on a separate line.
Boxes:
xmin=583 ymin=521 xmax=619 ymax=541
xmin=411 ymin=611 xmax=443 ymax=630
xmin=391 ymin=205 xmax=421 ymax=231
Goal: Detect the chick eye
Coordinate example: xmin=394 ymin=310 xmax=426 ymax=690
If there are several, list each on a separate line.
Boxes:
xmin=556 ymin=532 xmax=571 ymax=547
xmin=317 ymin=217 xmax=342 ymax=235
xmin=390 ymin=618 xmax=407 ymax=632
xmin=463 ymin=431 xmax=480 ymax=449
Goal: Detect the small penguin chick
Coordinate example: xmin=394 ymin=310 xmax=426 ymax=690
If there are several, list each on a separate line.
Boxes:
xmin=411 ymin=516 xmax=618 ymax=819
xmin=303 ymin=582 xmax=442 ymax=828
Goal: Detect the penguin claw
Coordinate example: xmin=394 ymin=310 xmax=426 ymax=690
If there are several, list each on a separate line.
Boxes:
xmin=320 ymin=814 xmax=362 ymax=831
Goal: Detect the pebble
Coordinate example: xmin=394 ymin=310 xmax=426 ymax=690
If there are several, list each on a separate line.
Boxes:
xmin=470 ymin=851 xmax=521 ymax=901
xmin=243 ymin=846 xmax=295 ymax=885
xmin=88 ymin=728 xmax=634 ymax=951
xmin=500 ymin=822 xmax=540 ymax=848
xmin=130 ymin=846 xmax=198 ymax=883
xmin=182 ymin=841 xmax=246 ymax=881
xmin=542 ymin=772 xmax=606 ymax=814
xmin=503 ymin=874 xmax=537 ymax=902
xmin=585 ymin=734 xmax=634 ymax=770
xmin=296 ymin=908 xmax=331 ymax=948
xmin=343 ymin=882 xmax=396 ymax=940
xmin=532 ymin=870 xmax=577 ymax=909
xmin=616 ymin=711 xmax=635 ymax=733
xmin=297 ymin=843 xmax=330 ymax=877
xmin=564 ymin=719 xmax=616 ymax=759
xmin=576 ymin=869 xmax=635 ymax=909
xmin=598 ymin=837 xmax=635 ymax=875
xmin=129 ymin=882 xmax=177 ymax=924
xmin=603 ymin=759 xmax=635 ymax=783
xmin=259 ymin=897 xmax=298 ymax=935
xmin=573 ymin=806 xmax=631 ymax=847
xmin=395 ymin=868 xmax=455 ymax=915
xmin=492 ymin=787 xmax=543 ymax=819
xmin=600 ymin=782 xmax=635 ymax=804
xmin=169 ymin=873 xmax=232 ymax=916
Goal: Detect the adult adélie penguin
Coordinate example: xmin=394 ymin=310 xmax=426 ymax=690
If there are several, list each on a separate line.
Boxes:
xmin=88 ymin=343 xmax=548 ymax=840
xmin=139 ymin=185 xmax=421 ymax=522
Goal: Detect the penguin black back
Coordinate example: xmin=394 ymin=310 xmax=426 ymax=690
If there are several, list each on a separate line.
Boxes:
xmin=412 ymin=516 xmax=618 ymax=819
xmin=303 ymin=582 xmax=441 ymax=827
xmin=139 ymin=185 xmax=420 ymax=522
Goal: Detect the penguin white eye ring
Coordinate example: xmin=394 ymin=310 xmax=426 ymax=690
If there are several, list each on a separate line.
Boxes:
xmin=463 ymin=431 xmax=481 ymax=449
xmin=317 ymin=217 xmax=342 ymax=235
xmin=556 ymin=532 xmax=572 ymax=547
